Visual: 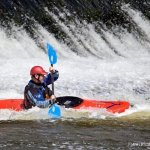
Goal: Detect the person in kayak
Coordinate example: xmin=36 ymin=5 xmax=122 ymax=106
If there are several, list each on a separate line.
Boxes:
xmin=23 ymin=66 xmax=59 ymax=109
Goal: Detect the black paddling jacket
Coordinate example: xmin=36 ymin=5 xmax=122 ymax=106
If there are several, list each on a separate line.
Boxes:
xmin=23 ymin=70 xmax=59 ymax=109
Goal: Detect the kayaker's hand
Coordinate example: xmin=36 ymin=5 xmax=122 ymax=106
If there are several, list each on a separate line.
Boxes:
xmin=49 ymin=66 xmax=56 ymax=73
xmin=49 ymin=95 xmax=56 ymax=105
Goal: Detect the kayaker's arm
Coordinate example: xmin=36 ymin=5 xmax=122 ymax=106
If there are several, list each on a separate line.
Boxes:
xmin=27 ymin=91 xmax=50 ymax=108
xmin=44 ymin=70 xmax=59 ymax=85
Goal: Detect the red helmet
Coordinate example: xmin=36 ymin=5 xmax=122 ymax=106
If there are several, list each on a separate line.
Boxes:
xmin=30 ymin=66 xmax=48 ymax=76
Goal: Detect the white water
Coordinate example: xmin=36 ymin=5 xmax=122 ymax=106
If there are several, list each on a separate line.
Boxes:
xmin=0 ymin=6 xmax=150 ymax=120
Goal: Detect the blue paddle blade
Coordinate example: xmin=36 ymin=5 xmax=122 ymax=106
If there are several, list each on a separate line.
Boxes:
xmin=47 ymin=43 xmax=57 ymax=64
xmin=48 ymin=104 xmax=61 ymax=119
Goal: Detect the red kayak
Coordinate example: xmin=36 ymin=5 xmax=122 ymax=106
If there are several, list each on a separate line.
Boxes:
xmin=0 ymin=96 xmax=130 ymax=113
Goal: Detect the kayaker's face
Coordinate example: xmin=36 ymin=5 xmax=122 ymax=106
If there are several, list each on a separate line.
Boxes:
xmin=34 ymin=74 xmax=45 ymax=83
xmin=38 ymin=74 xmax=45 ymax=83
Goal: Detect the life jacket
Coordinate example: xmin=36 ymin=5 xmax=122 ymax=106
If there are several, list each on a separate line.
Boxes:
xmin=23 ymin=80 xmax=53 ymax=109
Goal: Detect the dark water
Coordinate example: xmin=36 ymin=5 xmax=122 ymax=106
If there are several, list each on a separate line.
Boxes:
xmin=0 ymin=118 xmax=150 ymax=150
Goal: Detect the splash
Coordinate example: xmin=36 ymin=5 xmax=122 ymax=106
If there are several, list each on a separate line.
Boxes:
xmin=0 ymin=5 xmax=150 ymax=120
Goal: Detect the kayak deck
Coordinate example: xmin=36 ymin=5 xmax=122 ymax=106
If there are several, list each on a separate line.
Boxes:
xmin=75 ymin=99 xmax=129 ymax=113
xmin=0 ymin=96 xmax=130 ymax=113
xmin=56 ymin=96 xmax=130 ymax=113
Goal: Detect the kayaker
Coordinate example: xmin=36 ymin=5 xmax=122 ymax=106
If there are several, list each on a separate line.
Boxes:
xmin=23 ymin=66 xmax=59 ymax=109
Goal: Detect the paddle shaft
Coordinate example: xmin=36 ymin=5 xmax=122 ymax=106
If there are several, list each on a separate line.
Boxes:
xmin=51 ymin=64 xmax=54 ymax=94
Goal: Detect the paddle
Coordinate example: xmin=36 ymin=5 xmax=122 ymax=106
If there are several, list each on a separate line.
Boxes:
xmin=47 ymin=43 xmax=61 ymax=118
